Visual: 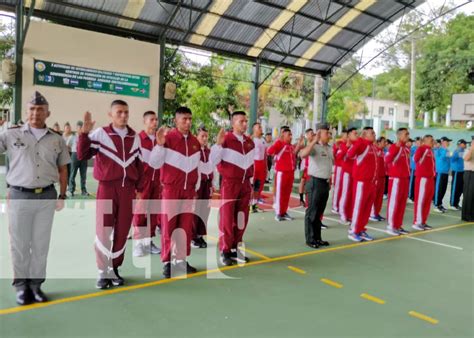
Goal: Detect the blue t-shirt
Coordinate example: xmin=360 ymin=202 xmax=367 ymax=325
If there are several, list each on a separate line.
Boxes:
xmin=435 ymin=147 xmax=450 ymax=174
xmin=410 ymin=146 xmax=417 ymax=170
xmin=450 ymin=147 xmax=464 ymax=172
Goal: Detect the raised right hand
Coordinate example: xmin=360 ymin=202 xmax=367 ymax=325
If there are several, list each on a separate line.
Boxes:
xmin=216 ymin=128 xmax=225 ymax=146
xmin=81 ymin=111 xmax=95 ymax=133
xmin=155 ymin=126 xmax=168 ymax=146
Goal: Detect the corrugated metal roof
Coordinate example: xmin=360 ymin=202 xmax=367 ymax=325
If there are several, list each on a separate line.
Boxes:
xmin=0 ymin=0 xmax=426 ymax=75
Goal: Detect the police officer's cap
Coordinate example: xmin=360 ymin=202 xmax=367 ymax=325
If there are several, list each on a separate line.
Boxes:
xmin=457 ymin=139 xmax=467 ymax=145
xmin=29 ymin=91 xmax=49 ymax=105
xmin=316 ymin=122 xmax=330 ymax=131
xmin=440 ymin=136 xmax=452 ymax=142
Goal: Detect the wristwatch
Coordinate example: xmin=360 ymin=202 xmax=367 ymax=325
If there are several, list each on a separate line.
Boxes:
xmin=58 ymin=194 xmax=67 ymax=200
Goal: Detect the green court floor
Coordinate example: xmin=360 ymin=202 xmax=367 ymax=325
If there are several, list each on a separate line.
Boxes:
xmin=0 ymin=171 xmax=472 ymax=337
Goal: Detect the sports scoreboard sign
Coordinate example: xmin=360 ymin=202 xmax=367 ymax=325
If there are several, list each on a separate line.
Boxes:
xmin=33 ymin=59 xmax=150 ymax=98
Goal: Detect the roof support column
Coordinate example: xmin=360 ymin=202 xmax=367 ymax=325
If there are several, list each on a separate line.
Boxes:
xmin=249 ymin=59 xmax=260 ymax=133
xmin=157 ymin=36 xmax=165 ymax=126
xmin=13 ymin=0 xmax=25 ymax=124
xmin=320 ymin=74 xmax=330 ymax=124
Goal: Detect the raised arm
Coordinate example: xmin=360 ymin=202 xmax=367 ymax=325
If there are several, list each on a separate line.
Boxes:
xmin=148 ymin=126 xmax=167 ymax=169
xmin=77 ymin=111 xmax=97 ymax=161
xmin=209 ymin=128 xmax=226 ymax=167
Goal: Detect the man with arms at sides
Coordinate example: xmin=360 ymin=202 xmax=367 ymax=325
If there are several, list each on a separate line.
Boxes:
xmin=78 ymin=100 xmax=144 ymax=289
xmin=210 ymin=111 xmax=255 ymax=266
xmin=370 ymin=136 xmax=387 ymax=222
xmin=251 ymin=122 xmax=267 ymax=213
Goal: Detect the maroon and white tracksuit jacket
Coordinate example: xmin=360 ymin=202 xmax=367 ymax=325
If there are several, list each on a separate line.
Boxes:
xmin=194 ymin=146 xmax=214 ymax=240
xmin=371 ymin=146 xmax=386 ymax=218
xmin=149 ymin=128 xmax=200 ymax=262
xmin=347 ymin=138 xmax=378 ymax=234
xmin=385 ymin=142 xmax=410 ymax=230
xmin=413 ymin=145 xmax=436 ymax=226
xmin=267 ymin=139 xmax=296 ymax=217
xmin=77 ymin=124 xmax=144 ymax=275
xmin=210 ymin=132 xmax=255 ymax=253
xmin=133 ymin=131 xmax=162 ymax=241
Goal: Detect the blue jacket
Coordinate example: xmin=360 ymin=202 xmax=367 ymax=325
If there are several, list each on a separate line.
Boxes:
xmin=435 ymin=147 xmax=450 ymax=174
xmin=410 ymin=146 xmax=417 ymax=170
xmin=450 ymin=147 xmax=464 ymax=172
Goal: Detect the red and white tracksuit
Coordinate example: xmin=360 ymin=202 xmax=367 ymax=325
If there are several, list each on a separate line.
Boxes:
xmin=133 ymin=131 xmax=161 ymax=242
xmin=337 ymin=143 xmax=354 ymax=222
xmin=267 ymin=139 xmax=296 ymax=216
xmin=385 ymin=143 xmax=410 ymax=230
xmin=77 ymin=124 xmax=144 ymax=275
xmin=194 ymin=146 xmax=214 ymax=240
xmin=210 ymin=132 xmax=255 ymax=253
xmin=253 ymin=137 xmax=267 ymax=201
xmin=413 ymin=145 xmax=436 ymax=226
xmin=331 ymin=141 xmax=344 ymax=213
xmin=347 ymin=138 xmax=378 ymax=234
xmin=371 ymin=146 xmax=386 ymax=218
xmin=149 ymin=128 xmax=200 ymax=263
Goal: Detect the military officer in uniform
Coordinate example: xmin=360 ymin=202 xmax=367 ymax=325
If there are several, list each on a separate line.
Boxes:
xmin=0 ymin=91 xmax=70 ymax=305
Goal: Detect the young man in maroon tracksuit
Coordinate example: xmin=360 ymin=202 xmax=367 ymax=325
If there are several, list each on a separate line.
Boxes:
xmin=251 ymin=122 xmax=267 ymax=213
xmin=132 ymin=111 xmax=161 ymax=257
xmin=370 ymin=136 xmax=387 ymax=222
xmin=337 ymin=127 xmax=358 ymax=225
xmin=347 ymin=127 xmax=378 ymax=242
xmin=331 ymin=129 xmax=347 ymax=214
xmin=78 ymin=100 xmax=144 ymax=289
xmin=413 ymin=135 xmax=436 ymax=231
xmin=385 ymin=127 xmax=411 ymax=236
xmin=210 ymin=111 xmax=255 ymax=266
xmin=266 ymin=127 xmax=304 ymax=221
xmin=192 ymin=126 xmax=213 ymax=249
xmin=149 ymin=107 xmax=201 ymax=278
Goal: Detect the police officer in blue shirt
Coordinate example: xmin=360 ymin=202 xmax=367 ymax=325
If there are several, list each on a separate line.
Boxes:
xmin=434 ymin=137 xmax=452 ymax=213
xmin=449 ymin=139 xmax=466 ymax=210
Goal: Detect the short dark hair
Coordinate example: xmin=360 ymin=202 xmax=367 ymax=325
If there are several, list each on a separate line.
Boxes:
xmin=231 ymin=111 xmax=246 ymax=118
xmin=363 ymin=126 xmax=373 ymax=131
xmin=423 ymin=134 xmax=433 ymax=140
xmin=175 ymin=106 xmax=192 ymax=115
xmin=252 ymin=122 xmax=261 ymax=128
xmin=347 ymin=127 xmax=357 ymax=133
xmin=281 ymin=127 xmax=291 ymax=134
xmin=111 ymin=99 xmax=128 ymax=107
xmin=377 ymin=136 xmax=386 ymax=143
xmin=305 ymin=128 xmax=313 ymax=133
xmin=265 ymin=132 xmax=272 ymax=136
xmin=397 ymin=127 xmax=408 ymax=133
xmin=197 ymin=125 xmax=208 ymax=133
xmin=143 ymin=110 xmax=156 ymax=118
xmin=280 ymin=125 xmax=289 ymax=130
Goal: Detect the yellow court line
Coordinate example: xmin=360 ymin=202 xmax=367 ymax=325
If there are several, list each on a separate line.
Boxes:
xmin=205 ymin=235 xmax=271 ymax=260
xmin=360 ymin=293 xmax=386 ymax=305
xmin=287 ymin=266 xmax=307 ymax=275
xmin=320 ymin=278 xmax=343 ymax=289
xmin=0 ymin=222 xmax=471 ymax=316
xmin=409 ymin=311 xmax=439 ymax=324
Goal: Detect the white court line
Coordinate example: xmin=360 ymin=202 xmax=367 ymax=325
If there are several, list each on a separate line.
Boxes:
xmin=366 ymin=226 xmax=463 ymax=251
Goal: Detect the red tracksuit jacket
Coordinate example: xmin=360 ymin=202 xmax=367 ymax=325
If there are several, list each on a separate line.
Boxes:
xmin=138 ymin=131 xmax=160 ymax=183
xmin=267 ymin=139 xmax=295 ymax=172
xmin=385 ymin=142 xmax=410 ymax=178
xmin=333 ymin=141 xmax=344 ymax=167
xmin=210 ymin=132 xmax=255 ymax=181
xmin=375 ymin=147 xmax=385 ymax=178
xmin=77 ymin=124 xmax=144 ymax=191
xmin=414 ymin=145 xmax=436 ymax=178
xmin=149 ymin=128 xmax=201 ymax=190
xmin=337 ymin=142 xmax=355 ymax=174
xmin=347 ymin=138 xmax=377 ymax=181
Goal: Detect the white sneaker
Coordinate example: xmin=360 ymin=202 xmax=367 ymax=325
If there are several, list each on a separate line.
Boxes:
xmin=412 ymin=224 xmax=425 ymax=231
xmin=369 ymin=216 xmax=379 ymax=222
xmin=133 ymin=243 xmax=148 ymax=257
xmin=448 ymin=206 xmax=458 ymax=211
xmin=407 ymin=199 xmax=414 ymax=204
xmin=150 ymin=241 xmax=161 ymax=254
xmin=386 ymin=227 xmax=400 ymax=236
xmin=331 ymin=209 xmax=339 ymax=215
xmin=339 ymin=219 xmax=351 ymax=226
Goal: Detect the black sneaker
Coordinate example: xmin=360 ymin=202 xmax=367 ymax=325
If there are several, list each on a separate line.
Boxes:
xmin=440 ymin=206 xmax=448 ymax=212
xmin=423 ymin=224 xmax=433 ymax=230
xmin=220 ymin=252 xmax=234 ymax=266
xmin=316 ymin=239 xmax=330 ymax=247
xmin=96 ymin=278 xmax=112 ymax=289
xmin=321 ymin=224 xmax=329 ymax=230
xmin=230 ymin=249 xmax=249 ymax=263
xmin=191 ymin=239 xmax=201 ymax=248
xmin=306 ymin=241 xmax=319 ymax=249
xmin=199 ymin=238 xmax=207 ymax=248
xmin=186 ymin=262 xmax=197 ymax=274
xmin=111 ymin=268 xmax=124 ymax=286
xmin=163 ymin=262 xmax=171 ymax=279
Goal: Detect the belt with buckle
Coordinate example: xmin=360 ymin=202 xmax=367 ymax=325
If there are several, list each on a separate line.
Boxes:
xmin=10 ymin=184 xmax=55 ymax=194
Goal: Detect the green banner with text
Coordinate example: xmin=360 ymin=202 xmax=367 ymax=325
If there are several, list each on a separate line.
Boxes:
xmin=33 ymin=59 xmax=150 ymax=98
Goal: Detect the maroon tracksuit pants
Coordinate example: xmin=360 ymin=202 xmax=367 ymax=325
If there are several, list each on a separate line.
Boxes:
xmin=132 ymin=177 xmax=161 ymax=240
xmin=193 ymin=178 xmax=212 ymax=240
xmin=160 ymin=185 xmax=196 ymax=262
xmin=219 ymin=178 xmax=251 ymax=253
xmin=95 ymin=180 xmax=136 ymax=274
xmin=413 ymin=176 xmax=435 ymax=226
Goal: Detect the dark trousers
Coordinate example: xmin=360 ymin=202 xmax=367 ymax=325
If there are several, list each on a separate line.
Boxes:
xmin=69 ymin=152 xmax=88 ymax=193
xmin=434 ymin=173 xmax=449 ymax=207
xmin=462 ymin=171 xmax=474 ymax=221
xmin=450 ymin=171 xmax=463 ymax=207
xmin=305 ymin=177 xmax=329 ymax=243
xmin=384 ymin=175 xmax=389 ymax=195
xmin=409 ymin=169 xmax=416 ymax=201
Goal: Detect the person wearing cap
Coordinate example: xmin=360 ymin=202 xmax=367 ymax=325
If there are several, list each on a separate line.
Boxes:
xmin=462 ymin=138 xmax=474 ymax=221
xmin=449 ymin=139 xmax=466 ymax=211
xmin=210 ymin=111 xmax=255 ymax=266
xmin=78 ymin=100 xmax=144 ymax=289
xmin=299 ymin=123 xmax=333 ymax=248
xmin=0 ymin=91 xmax=70 ymax=305
xmin=434 ymin=136 xmax=452 ymax=213
xmin=408 ymin=137 xmax=421 ymax=203
xmin=68 ymin=121 xmax=90 ymax=196
xmin=132 ymin=111 xmax=162 ymax=257
xmin=149 ymin=106 xmax=201 ymax=278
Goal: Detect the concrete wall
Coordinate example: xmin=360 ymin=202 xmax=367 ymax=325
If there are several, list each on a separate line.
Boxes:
xmin=22 ymin=21 xmax=160 ymax=131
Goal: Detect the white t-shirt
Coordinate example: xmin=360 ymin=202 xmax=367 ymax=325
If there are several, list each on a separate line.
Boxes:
xmin=30 ymin=126 xmax=48 ymax=141
xmin=113 ymin=126 xmax=128 ymax=138
xmin=148 ymin=134 xmax=156 ymax=142
xmin=233 ymin=132 xmax=244 ymax=143
xmin=253 ymin=137 xmax=267 ymax=161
